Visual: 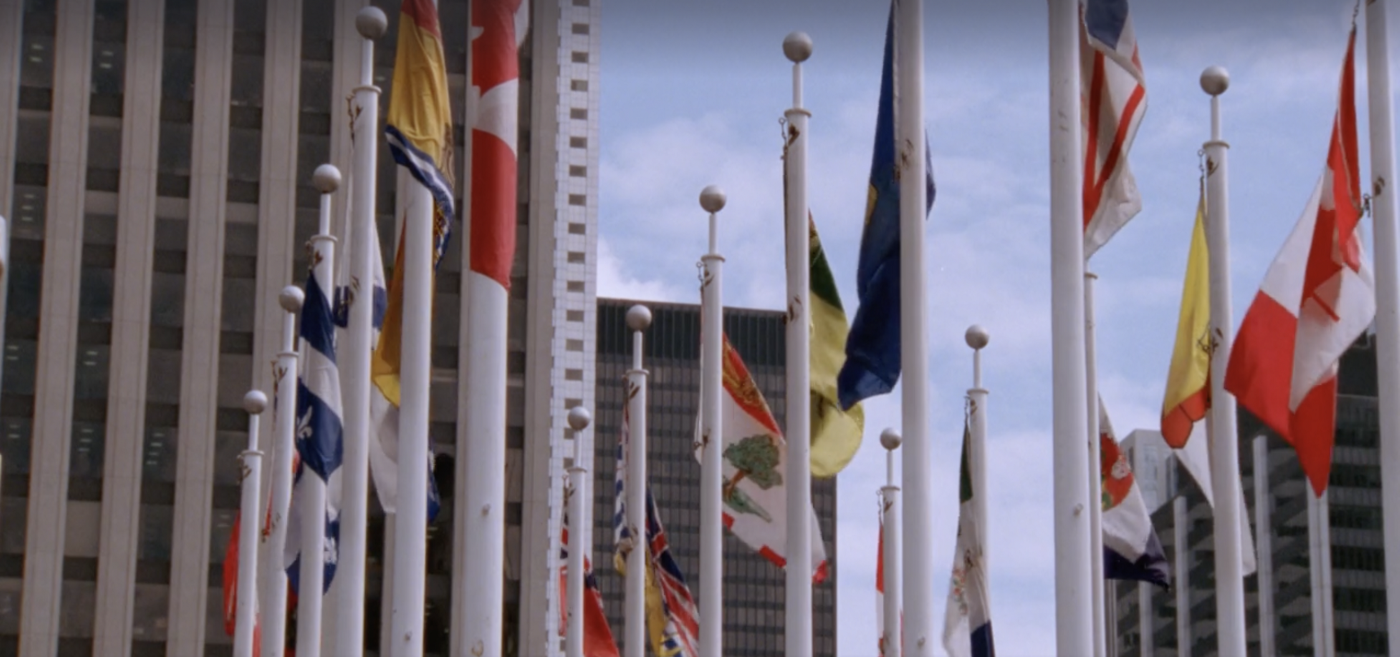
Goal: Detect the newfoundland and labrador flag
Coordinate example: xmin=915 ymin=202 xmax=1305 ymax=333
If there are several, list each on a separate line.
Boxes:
xmin=942 ymin=419 xmax=993 ymax=657
xmin=1099 ymin=400 xmax=1170 ymax=587
xmin=1080 ymin=0 xmax=1147 ymax=259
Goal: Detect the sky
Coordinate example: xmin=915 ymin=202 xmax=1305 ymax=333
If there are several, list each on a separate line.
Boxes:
xmin=592 ymin=1 xmax=1386 ymax=654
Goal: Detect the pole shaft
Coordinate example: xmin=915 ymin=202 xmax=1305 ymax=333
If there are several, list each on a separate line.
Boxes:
xmin=625 ymin=334 xmax=648 ymax=657
xmin=1085 ymin=272 xmax=1105 ymax=657
xmin=1363 ymin=3 xmax=1400 ymax=650
xmin=1254 ymin=436 xmax=1276 ymax=657
xmin=260 ymin=342 xmax=299 ymax=657
xmin=1203 ymin=99 xmax=1247 ymax=656
xmin=234 ymin=417 xmax=262 ymax=657
xmin=565 ymin=462 xmax=586 ymax=657
xmin=699 ymin=219 xmax=724 ymax=657
xmin=783 ymin=65 xmax=813 ymax=655
xmin=882 ymin=483 xmax=902 ymax=657
xmin=390 ymin=182 xmax=433 ymax=656
xmin=1138 ymin=582 xmax=1152 ymax=657
xmin=1173 ymin=495 xmax=1190 ymax=656
xmin=895 ymin=0 xmax=935 ymax=651
xmin=968 ymin=386 xmax=989 ymax=575
xmin=1049 ymin=0 xmax=1094 ymax=652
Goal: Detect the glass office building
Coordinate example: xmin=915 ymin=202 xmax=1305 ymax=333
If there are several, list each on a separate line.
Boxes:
xmin=0 ymin=1 xmax=600 ymax=655
xmin=590 ymin=298 xmax=839 ymax=657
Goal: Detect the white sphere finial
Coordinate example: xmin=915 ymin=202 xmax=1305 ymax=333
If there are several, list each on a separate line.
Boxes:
xmin=1200 ymin=66 xmax=1230 ymax=96
xmin=312 ymin=164 xmax=341 ymax=194
xmin=626 ymin=305 xmax=653 ymax=332
xmin=965 ymin=325 xmax=990 ymax=350
xmin=880 ymin=428 xmax=902 ymax=451
xmin=700 ymin=185 xmax=726 ymax=213
xmin=783 ymin=32 xmax=813 ymax=63
xmin=356 ymin=7 xmax=388 ymax=40
xmin=567 ymin=406 xmax=592 ymax=432
xmin=243 ymin=390 xmax=268 ymax=415
xmin=279 ymin=285 xmax=305 ymax=313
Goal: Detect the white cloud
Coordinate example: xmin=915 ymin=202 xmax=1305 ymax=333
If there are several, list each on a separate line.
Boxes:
xmin=596 ymin=237 xmax=689 ymax=303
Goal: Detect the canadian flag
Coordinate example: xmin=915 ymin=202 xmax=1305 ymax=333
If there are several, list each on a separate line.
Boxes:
xmin=1225 ymin=29 xmax=1374 ymax=497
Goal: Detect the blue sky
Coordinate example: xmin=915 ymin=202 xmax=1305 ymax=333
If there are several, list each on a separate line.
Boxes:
xmin=593 ymin=1 xmax=1381 ymax=654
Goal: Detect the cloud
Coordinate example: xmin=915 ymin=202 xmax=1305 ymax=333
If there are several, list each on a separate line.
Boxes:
xmin=596 ymin=237 xmax=689 ymax=303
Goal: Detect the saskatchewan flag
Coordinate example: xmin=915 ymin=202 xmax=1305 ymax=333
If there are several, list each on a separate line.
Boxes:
xmin=809 ymin=216 xmax=864 ymax=477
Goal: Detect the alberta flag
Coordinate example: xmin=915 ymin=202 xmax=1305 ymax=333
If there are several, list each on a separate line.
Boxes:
xmin=942 ymin=419 xmax=994 ymax=657
xmin=1099 ymin=400 xmax=1170 ymax=587
xmin=287 ymin=246 xmax=343 ymax=594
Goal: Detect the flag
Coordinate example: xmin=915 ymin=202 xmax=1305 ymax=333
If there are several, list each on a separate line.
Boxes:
xmin=1080 ymin=0 xmax=1147 ymax=258
xmin=1098 ymin=400 xmax=1170 ymax=588
xmin=286 ymin=247 xmax=343 ymax=595
xmin=837 ymin=2 xmax=935 ymax=410
xmin=697 ymin=336 xmax=830 ymax=582
xmin=469 ymin=0 xmax=528 ymax=288
xmin=1224 ymin=29 xmax=1374 ymax=496
xmin=558 ymin=488 xmax=620 ymax=657
xmin=942 ymin=418 xmax=994 ymax=657
xmin=875 ymin=518 xmax=901 ymax=657
xmin=222 ymin=511 xmax=261 ymax=655
xmin=1160 ymin=193 xmax=1258 ymax=574
xmin=808 ymin=215 xmax=864 ymax=477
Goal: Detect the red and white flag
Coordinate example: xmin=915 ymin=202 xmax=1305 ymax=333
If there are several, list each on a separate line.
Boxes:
xmin=469 ymin=0 xmax=528 ymax=289
xmin=1225 ymin=29 xmax=1374 ymax=496
xmin=1080 ymin=0 xmax=1147 ymax=258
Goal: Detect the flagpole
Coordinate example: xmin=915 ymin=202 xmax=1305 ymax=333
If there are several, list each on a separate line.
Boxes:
xmin=335 ymin=10 xmax=385 ymax=656
xmin=1173 ymin=492 xmax=1189 ymax=656
xmin=1200 ymin=66 xmax=1248 ymax=657
xmin=261 ymin=287 xmax=303 ymax=657
xmin=781 ymin=30 xmax=815 ymax=657
xmin=893 ymin=0 xmax=936 ymax=651
xmin=235 ymin=391 xmax=268 ymax=657
xmin=565 ymin=407 xmax=592 ymax=657
xmin=1137 ymin=581 xmax=1152 ymax=657
xmin=624 ymin=304 xmax=652 ymax=657
xmin=1363 ymin=1 xmax=1400 ymax=645
xmin=880 ymin=428 xmax=902 ymax=657
xmin=295 ymin=165 xmax=341 ymax=657
xmin=966 ymin=325 xmax=989 ymax=573
xmin=1049 ymin=0 xmax=1095 ymax=652
xmin=1254 ymin=435 xmax=1276 ymax=657
xmin=1084 ymin=271 xmax=1106 ymax=657
xmin=698 ymin=185 xmax=726 ymax=657
xmin=1308 ymin=491 xmax=1336 ymax=657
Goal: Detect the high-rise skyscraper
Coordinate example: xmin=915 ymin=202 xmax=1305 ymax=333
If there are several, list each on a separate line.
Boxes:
xmin=590 ymin=298 xmax=839 ymax=657
xmin=0 ymin=1 xmax=599 ymax=655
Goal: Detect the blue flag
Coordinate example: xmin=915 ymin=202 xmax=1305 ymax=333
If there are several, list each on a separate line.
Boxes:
xmin=838 ymin=2 xmax=935 ymax=410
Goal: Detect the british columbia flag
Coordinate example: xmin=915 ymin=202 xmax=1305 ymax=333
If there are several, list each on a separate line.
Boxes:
xmin=1080 ymin=0 xmax=1147 ymax=259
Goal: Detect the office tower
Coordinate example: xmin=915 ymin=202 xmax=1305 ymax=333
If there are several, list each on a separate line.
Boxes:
xmin=0 ymin=1 xmax=599 ymax=655
xmin=590 ymin=298 xmax=839 ymax=656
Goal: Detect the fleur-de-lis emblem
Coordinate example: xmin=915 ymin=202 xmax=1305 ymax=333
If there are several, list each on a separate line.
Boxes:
xmin=325 ymin=534 xmax=339 ymax=565
xmin=298 ymin=407 xmax=315 ymax=442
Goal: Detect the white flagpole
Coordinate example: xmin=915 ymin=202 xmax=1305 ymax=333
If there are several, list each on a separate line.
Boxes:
xmin=880 ymin=428 xmax=902 ymax=657
xmin=235 ymin=390 xmax=268 ymax=657
xmin=1254 ymin=435 xmax=1276 ymax=657
xmin=334 ymin=10 xmax=385 ymax=656
xmin=1084 ymin=271 xmax=1105 ymax=657
xmin=1199 ymin=66 xmax=1247 ymax=657
xmin=565 ymin=407 xmax=592 ymax=657
xmin=1172 ymin=493 xmax=1189 ymax=656
xmin=781 ymin=30 xmax=815 ymax=657
xmin=966 ymin=325 xmax=990 ymax=573
xmin=1049 ymin=0 xmax=1094 ymax=653
xmin=1363 ymin=1 xmax=1400 ymax=646
xmin=698 ymin=185 xmax=727 ymax=657
xmin=624 ymin=305 xmax=652 ymax=657
xmin=295 ymin=165 xmax=341 ymax=657
xmin=261 ymin=287 xmax=303 ymax=657
xmin=1307 ymin=491 xmax=1336 ymax=657
xmin=894 ymin=1 xmax=936 ymax=651
xmin=1138 ymin=581 xmax=1152 ymax=657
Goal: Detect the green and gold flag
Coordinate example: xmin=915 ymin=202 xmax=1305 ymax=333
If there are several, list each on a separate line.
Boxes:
xmin=809 ymin=216 xmax=864 ymax=477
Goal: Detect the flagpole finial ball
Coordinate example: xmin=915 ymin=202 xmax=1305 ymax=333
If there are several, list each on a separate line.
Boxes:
xmin=356 ymin=7 xmax=388 ymax=40
xmin=566 ymin=406 xmax=592 ymax=432
xmin=880 ymin=428 xmax=902 ymax=451
xmin=243 ymin=390 xmax=268 ymax=415
xmin=626 ymin=305 xmax=652 ymax=332
xmin=1200 ymin=66 xmax=1230 ymax=96
xmin=700 ymin=185 xmax=726 ymax=213
xmin=783 ymin=32 xmax=813 ymax=63
xmin=279 ymin=285 xmax=305 ymax=313
xmin=965 ymin=325 xmax=990 ymax=350
xmin=312 ymin=164 xmax=341 ymax=194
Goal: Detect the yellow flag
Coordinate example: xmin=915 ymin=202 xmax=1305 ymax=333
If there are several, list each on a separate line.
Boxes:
xmin=1161 ymin=189 xmax=1211 ymax=449
xmin=809 ymin=216 xmax=864 ymax=477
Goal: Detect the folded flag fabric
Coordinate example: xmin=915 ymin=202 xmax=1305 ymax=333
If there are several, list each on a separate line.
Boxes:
xmin=696 ymin=336 xmax=829 ymax=582
xmin=807 ymin=215 xmax=864 ymax=478
xmin=558 ymin=488 xmax=620 ymax=657
xmin=1099 ymin=399 xmax=1170 ymax=587
xmin=942 ymin=417 xmax=994 ymax=657
xmin=876 ymin=522 xmax=891 ymax=656
xmin=838 ymin=1 xmax=935 ymax=410
xmin=1225 ymin=28 xmax=1374 ymax=497
xmin=1080 ymin=0 xmax=1147 ymax=259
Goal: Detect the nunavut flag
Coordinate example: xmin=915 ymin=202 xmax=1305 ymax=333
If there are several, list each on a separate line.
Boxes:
xmin=1225 ymin=29 xmax=1374 ymax=496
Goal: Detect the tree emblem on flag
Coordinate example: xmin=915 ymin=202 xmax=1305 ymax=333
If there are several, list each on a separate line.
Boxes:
xmin=722 ymin=434 xmax=781 ymax=522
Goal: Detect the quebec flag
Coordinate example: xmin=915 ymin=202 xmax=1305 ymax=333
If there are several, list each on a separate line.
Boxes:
xmin=287 ymin=246 xmax=343 ymax=595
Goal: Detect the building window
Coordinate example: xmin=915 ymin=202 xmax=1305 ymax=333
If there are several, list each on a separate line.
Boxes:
xmin=570 ymin=136 xmax=587 ymax=149
xmin=572 ymin=51 xmax=588 ymax=64
xmin=571 ymin=23 xmax=589 ymax=35
xmin=567 ymin=252 xmax=585 ymax=264
xmin=570 ymin=107 xmax=588 ymax=120
xmin=566 ymin=281 xmax=584 ymax=293
xmin=568 ymin=165 xmax=586 ymax=178
xmin=570 ymin=79 xmax=588 ymax=92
